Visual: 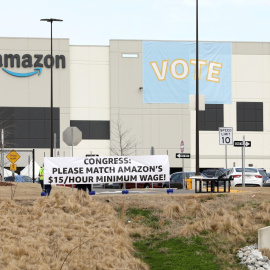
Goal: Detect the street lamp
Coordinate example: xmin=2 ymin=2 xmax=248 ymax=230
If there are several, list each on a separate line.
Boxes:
xmin=40 ymin=18 xmax=63 ymax=157
xmin=195 ymin=0 xmax=200 ymax=175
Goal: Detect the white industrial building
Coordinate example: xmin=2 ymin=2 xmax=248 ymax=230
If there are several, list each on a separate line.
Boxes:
xmin=0 ymin=37 xmax=269 ymax=173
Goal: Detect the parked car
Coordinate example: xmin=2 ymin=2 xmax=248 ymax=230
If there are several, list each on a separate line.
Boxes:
xmin=4 ymin=176 xmax=15 ymax=182
xmin=257 ymin=169 xmax=270 ymax=183
xmin=103 ymin=183 xmax=120 ymax=189
xmin=201 ymin=168 xmax=230 ymax=178
xmin=20 ymin=176 xmax=34 ymax=183
xmin=5 ymin=175 xmax=34 ymax=183
xmin=228 ymin=167 xmax=263 ymax=187
xmin=93 ymin=183 xmax=105 ymax=188
xmin=163 ymin=172 xmax=196 ymax=189
xmin=263 ymin=180 xmax=270 ymax=187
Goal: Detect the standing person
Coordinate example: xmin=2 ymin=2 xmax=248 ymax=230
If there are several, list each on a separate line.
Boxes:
xmin=39 ymin=164 xmax=44 ymax=191
xmin=86 ymin=184 xmax=92 ymax=193
xmin=39 ymin=163 xmax=52 ymax=196
xmin=77 ymin=184 xmax=87 ymax=192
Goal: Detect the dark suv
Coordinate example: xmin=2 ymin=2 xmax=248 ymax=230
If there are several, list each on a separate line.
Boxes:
xmin=163 ymin=172 xmax=196 ymax=189
xmin=201 ymin=168 xmax=229 ymax=178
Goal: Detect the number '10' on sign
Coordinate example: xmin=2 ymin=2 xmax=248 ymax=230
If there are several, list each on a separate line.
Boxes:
xmin=219 ymin=127 xmax=233 ymax=145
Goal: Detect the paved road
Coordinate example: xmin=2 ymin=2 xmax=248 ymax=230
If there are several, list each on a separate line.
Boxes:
xmin=92 ymin=188 xmax=196 ymax=195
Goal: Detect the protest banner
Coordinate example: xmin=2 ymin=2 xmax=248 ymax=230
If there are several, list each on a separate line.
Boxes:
xmin=44 ymin=155 xmax=169 ymax=185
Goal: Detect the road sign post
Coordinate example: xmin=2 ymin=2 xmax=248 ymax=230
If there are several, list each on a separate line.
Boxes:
xmin=219 ymin=127 xmax=233 ymax=145
xmin=180 ymin=140 xmax=186 ymax=189
xmin=63 ymin=127 xmax=82 ymax=191
xmin=63 ymin=127 xmax=82 ymax=157
xmin=234 ymin=141 xmax=251 ymax=147
xmin=6 ymin=150 xmax=21 ymax=164
xmin=180 ymin=140 xmax=185 ymax=189
xmin=176 ymin=153 xmax=190 ymax=158
xmin=242 ymin=136 xmax=245 ymax=187
xmin=234 ymin=138 xmax=252 ymax=187
xmin=219 ymin=127 xmax=233 ymax=175
xmin=10 ymin=164 xmax=17 ymax=171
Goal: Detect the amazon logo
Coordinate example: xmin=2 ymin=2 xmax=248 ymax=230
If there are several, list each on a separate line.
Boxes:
xmin=0 ymin=54 xmax=66 ymax=77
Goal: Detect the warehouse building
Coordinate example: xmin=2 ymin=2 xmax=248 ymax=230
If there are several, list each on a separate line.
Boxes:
xmin=0 ymin=37 xmax=269 ymax=172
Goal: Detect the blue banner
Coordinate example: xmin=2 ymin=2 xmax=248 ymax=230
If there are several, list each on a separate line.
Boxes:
xmin=143 ymin=41 xmax=232 ymax=104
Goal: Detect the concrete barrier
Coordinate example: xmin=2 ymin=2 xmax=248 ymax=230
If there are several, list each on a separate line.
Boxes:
xmin=258 ymin=226 xmax=270 ymax=249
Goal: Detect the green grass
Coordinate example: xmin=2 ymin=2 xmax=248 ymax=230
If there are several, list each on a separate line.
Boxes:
xmin=126 ymin=207 xmax=160 ymax=229
xmin=126 ymin=207 xmax=246 ymax=270
xmin=134 ymin=235 xmax=219 ymax=270
xmin=217 ymin=194 xmax=228 ymax=198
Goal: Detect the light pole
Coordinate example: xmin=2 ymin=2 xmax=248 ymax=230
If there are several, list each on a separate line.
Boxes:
xmin=195 ymin=0 xmax=200 ymax=175
xmin=40 ymin=18 xmax=63 ymax=157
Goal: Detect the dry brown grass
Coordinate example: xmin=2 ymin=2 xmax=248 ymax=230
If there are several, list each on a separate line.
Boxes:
xmin=1 ymin=184 xmax=270 ymax=269
xmin=93 ymin=188 xmax=270 ymax=268
xmin=0 ymin=187 xmax=149 ymax=270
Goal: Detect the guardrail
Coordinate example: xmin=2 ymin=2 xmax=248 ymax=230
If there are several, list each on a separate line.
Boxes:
xmin=194 ymin=178 xmax=231 ymax=193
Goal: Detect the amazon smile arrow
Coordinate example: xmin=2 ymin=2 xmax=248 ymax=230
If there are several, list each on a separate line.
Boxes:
xmin=2 ymin=67 xmax=42 ymax=77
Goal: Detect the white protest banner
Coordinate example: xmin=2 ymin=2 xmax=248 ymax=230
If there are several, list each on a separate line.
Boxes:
xmin=44 ymin=155 xmax=169 ymax=185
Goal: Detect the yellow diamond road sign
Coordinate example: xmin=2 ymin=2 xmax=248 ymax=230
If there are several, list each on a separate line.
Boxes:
xmin=6 ymin=150 xmax=20 ymax=164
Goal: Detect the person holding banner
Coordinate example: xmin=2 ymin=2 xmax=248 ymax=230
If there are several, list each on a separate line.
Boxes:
xmin=77 ymin=184 xmax=87 ymax=192
xmin=77 ymin=184 xmax=92 ymax=193
xmin=39 ymin=164 xmax=52 ymax=196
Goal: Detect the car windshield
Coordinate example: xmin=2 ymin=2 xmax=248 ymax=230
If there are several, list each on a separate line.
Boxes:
xmin=235 ymin=168 xmax=257 ymax=173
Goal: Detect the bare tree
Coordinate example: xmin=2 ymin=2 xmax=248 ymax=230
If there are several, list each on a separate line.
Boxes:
xmin=110 ymin=116 xmax=137 ymax=156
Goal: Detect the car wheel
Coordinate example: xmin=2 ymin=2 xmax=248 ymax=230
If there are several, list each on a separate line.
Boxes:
xmin=144 ymin=184 xmax=150 ymax=188
xmin=163 ymin=184 xmax=167 ymax=188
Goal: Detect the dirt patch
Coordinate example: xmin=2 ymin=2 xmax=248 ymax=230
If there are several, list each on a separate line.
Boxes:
xmin=0 ymin=182 xmax=14 ymax=186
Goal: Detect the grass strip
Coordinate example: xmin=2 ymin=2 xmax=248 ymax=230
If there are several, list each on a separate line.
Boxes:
xmin=134 ymin=235 xmax=219 ymax=270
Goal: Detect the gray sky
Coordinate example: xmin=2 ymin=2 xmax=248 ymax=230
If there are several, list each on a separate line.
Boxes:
xmin=1 ymin=0 xmax=270 ymax=45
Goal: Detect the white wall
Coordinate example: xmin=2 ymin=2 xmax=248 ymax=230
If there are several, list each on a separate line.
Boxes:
xmin=69 ymin=45 xmax=110 ymax=157
xmin=198 ymin=48 xmax=270 ymax=171
xmin=111 ymin=40 xmax=270 ymax=172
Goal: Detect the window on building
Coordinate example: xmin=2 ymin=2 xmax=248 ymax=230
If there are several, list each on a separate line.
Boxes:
xmin=70 ymin=120 xmax=110 ymax=140
xmin=121 ymin=53 xmax=139 ymax=58
xmin=0 ymin=107 xmax=60 ymax=148
xmin=237 ymin=102 xmax=263 ymax=131
xmin=199 ymin=104 xmax=224 ymax=131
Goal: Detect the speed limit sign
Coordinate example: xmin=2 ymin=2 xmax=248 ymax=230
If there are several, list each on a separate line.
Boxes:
xmin=219 ymin=127 xmax=233 ymax=145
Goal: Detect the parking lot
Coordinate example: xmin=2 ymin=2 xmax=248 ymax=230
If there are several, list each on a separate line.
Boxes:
xmin=93 ymin=187 xmax=195 ymax=195
xmin=1 ymin=181 xmax=268 ymax=201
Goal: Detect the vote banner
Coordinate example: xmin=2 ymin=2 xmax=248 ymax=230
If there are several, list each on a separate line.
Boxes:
xmin=143 ymin=41 xmax=232 ymax=104
xmin=44 ymin=155 xmax=170 ymax=185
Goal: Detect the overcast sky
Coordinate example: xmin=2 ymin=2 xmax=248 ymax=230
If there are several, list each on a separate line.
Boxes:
xmin=1 ymin=0 xmax=270 ymax=45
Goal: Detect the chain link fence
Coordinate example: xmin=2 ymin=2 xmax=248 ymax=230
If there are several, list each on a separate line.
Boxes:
xmin=0 ymin=149 xmax=36 ymax=181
